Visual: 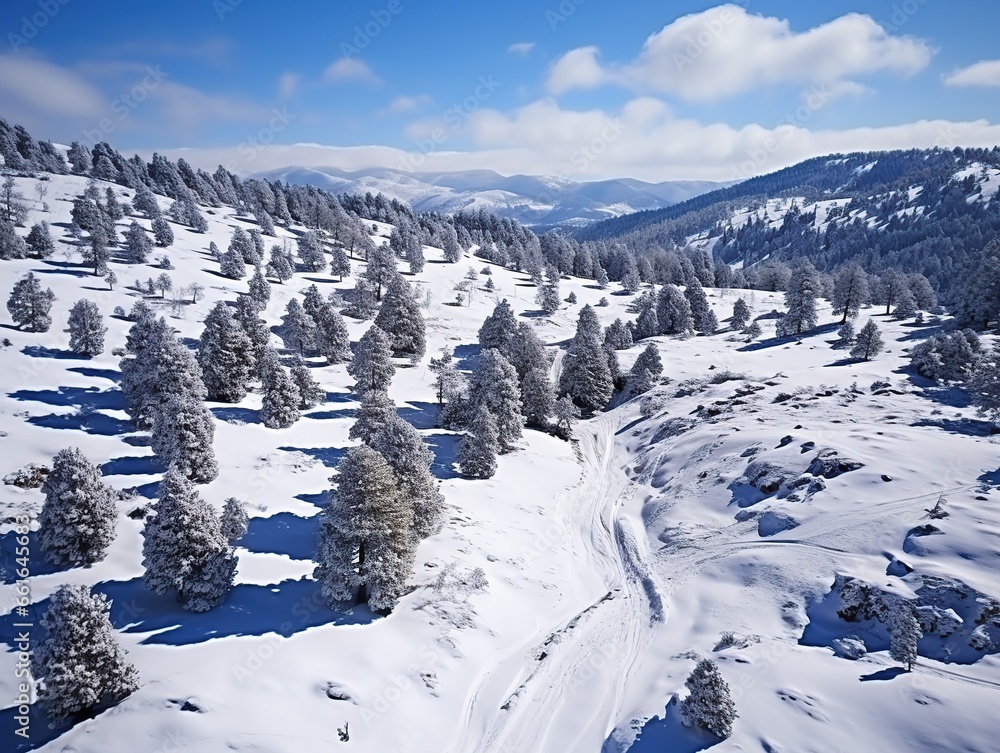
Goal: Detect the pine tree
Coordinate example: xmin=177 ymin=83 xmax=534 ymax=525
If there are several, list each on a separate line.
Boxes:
xmin=731 ymin=298 xmax=751 ymax=330
xmin=832 ymin=264 xmax=869 ymax=323
xmin=878 ymin=270 xmax=909 ymax=315
xmin=604 ymin=318 xmax=634 ymax=350
xmin=234 ymin=293 xmax=271 ymax=363
xmin=0 ymin=218 xmax=28 ymax=259
xmin=479 ymin=299 xmax=518 ymax=354
xmin=290 ymin=359 xmax=325 ymax=409
xmin=680 ymin=659 xmax=737 ymax=739
xmin=133 ymin=185 xmax=160 ymax=217
xmin=265 ymin=244 xmax=295 ymax=282
xmin=459 ymin=405 xmax=499 ymax=479
xmin=350 ymin=389 xmax=398 ymax=445
xmin=248 ymin=266 xmax=271 ymax=311
xmin=32 ymin=585 xmax=139 ymax=723
xmin=38 ymin=448 xmax=117 ymax=566
xmin=369 ymin=413 xmax=444 ymax=538
xmin=888 ymin=602 xmax=922 ymax=671
xmin=968 ymin=344 xmax=1000 ymax=422
xmin=536 ymin=281 xmax=560 ymax=314
xmin=348 ymin=325 xmax=395 ymax=394
xmin=632 ymin=292 xmax=660 ymax=340
xmin=141 ymin=473 xmax=237 ymax=611
xmin=851 ymin=320 xmax=884 ymax=361
xmin=364 ymin=241 xmax=398 ymax=301
xmin=521 ymin=366 xmax=555 ymax=427
xmin=260 ymin=358 xmax=302 ymax=429
xmin=314 ymin=446 xmax=415 ymax=612
xmin=837 ymin=320 xmax=856 ymax=344
xmin=627 ymin=343 xmax=663 ymax=395
xmin=123 ymin=220 xmax=151 ymax=263
xmin=685 ymin=280 xmax=715 ymax=334
xmin=198 ymin=300 xmax=256 ymax=402
xmin=330 ymin=245 xmax=351 ymax=280
xmin=229 ymin=227 xmax=256 ymax=264
xmin=7 ymin=272 xmax=55 ymax=332
xmin=25 ymin=221 xmax=54 ymax=258
xmin=559 ymin=305 xmax=613 ymax=412
xmin=892 ymin=286 xmax=917 ymax=320
xmin=441 ymin=224 xmax=462 ymax=263
xmin=658 ymin=284 xmax=694 ymax=335
xmin=84 ymin=224 xmax=111 ymax=276
xmin=781 ymin=262 xmax=822 ymax=335
xmin=220 ymin=497 xmax=249 ymax=541
xmin=151 ymin=217 xmax=173 ymax=247
xmin=279 ymin=298 xmax=316 ymax=355
xmin=303 ymin=284 xmax=351 ymax=363
xmin=67 ymin=299 xmax=107 ymax=357
xmin=151 ymin=394 xmax=219 ymax=483
xmin=154 ymin=272 xmax=172 ymax=299
xmin=374 ymin=275 xmax=426 ymax=358
xmin=298 ymin=230 xmax=327 ymax=272
xmin=507 ymin=322 xmax=551 ymax=380
xmin=220 ymin=246 xmax=247 ymax=279
xmin=552 ymin=395 xmax=581 ymax=439
xmin=469 ymin=348 xmax=523 ymax=451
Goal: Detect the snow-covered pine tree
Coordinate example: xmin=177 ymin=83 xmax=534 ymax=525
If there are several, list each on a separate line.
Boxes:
xmin=260 ymin=357 xmax=302 ymax=429
xmin=303 ymin=284 xmax=351 ymax=363
xmin=558 ymin=305 xmax=613 ymax=412
xmin=133 ymin=185 xmax=160 ymax=217
xmin=552 ymin=395 xmax=581 ymax=439
xmin=507 ymin=322 xmax=551 ymax=380
xmin=67 ymin=299 xmax=107 ymax=357
xmin=658 ymin=284 xmax=694 ymax=335
xmin=626 ymin=343 xmax=663 ymax=395
xmin=0 ymin=218 xmax=28 ymax=259
xmin=141 ymin=473 xmax=237 ymax=611
xmin=32 ymin=585 xmax=139 ymax=723
xmin=279 ymin=297 xmax=316 ymax=356
xmin=265 ymin=243 xmax=295 ymax=282
xmin=7 ymin=271 xmax=55 ymax=332
xmin=604 ymin=318 xmax=633 ymax=350
xmin=220 ymin=497 xmax=249 ymax=541
xmin=220 ymin=245 xmax=247 ymax=279
xmin=680 ymin=658 xmax=737 ymax=739
xmin=837 ymin=320 xmax=856 ymax=344
xmin=248 ymin=266 xmax=271 ymax=311
xmin=781 ymin=261 xmax=822 ymax=335
xmin=348 ymin=325 xmax=395 ymax=394
xmin=369 ymin=413 xmax=444 ymax=539
xmin=151 ymin=217 xmax=173 ymax=247
xmin=38 ymin=447 xmax=117 ymax=566
xmin=479 ymin=299 xmax=518 ymax=354
xmin=892 ymin=285 xmax=917 ymax=320
xmin=234 ymin=293 xmax=271 ymax=363
xmin=851 ymin=320 xmax=884 ymax=361
xmin=458 ymin=404 xmax=499 ymax=479
xmin=731 ymin=298 xmax=751 ymax=330
xmin=373 ymin=275 xmax=426 ymax=358
xmin=290 ymin=359 xmax=326 ymax=409
xmin=229 ymin=227 xmax=256 ymax=265
xmin=596 ymin=265 xmax=610 ymax=289
xmin=832 ymin=264 xmax=869 ymax=323
xmin=151 ymin=394 xmax=219 ymax=483
xmin=968 ymin=344 xmax=1000 ymax=421
xmin=632 ymin=291 xmax=660 ymax=340
xmin=330 ymin=245 xmax=351 ymax=280
xmin=197 ymin=300 xmax=255 ymax=402
xmin=521 ymin=366 xmax=555 ymax=427
xmin=349 ymin=388 xmax=397 ymax=444
xmin=123 ymin=220 xmax=151 ymax=263
xmin=888 ymin=601 xmax=922 ymax=671
xmin=441 ymin=224 xmax=462 ymax=263
xmin=685 ymin=279 xmax=715 ymax=334
xmin=469 ymin=348 xmax=524 ymax=451
xmin=26 ymin=221 xmax=54 ymax=258
xmin=536 ymin=281 xmax=560 ymax=314
xmin=364 ymin=240 xmax=398 ymax=301
xmin=297 ymin=230 xmax=327 ymax=272
xmin=314 ymin=445 xmax=415 ymax=612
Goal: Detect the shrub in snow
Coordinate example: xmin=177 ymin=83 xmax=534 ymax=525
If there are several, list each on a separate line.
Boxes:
xmin=38 ymin=448 xmax=117 ymax=566
xmin=32 ymin=585 xmax=139 ymax=723
xmin=142 ymin=473 xmax=237 ymax=612
xmin=67 ymin=299 xmax=107 ymax=357
xmin=680 ymin=658 xmax=737 ymax=739
xmin=458 ymin=405 xmax=499 ymax=479
xmin=314 ymin=446 xmax=415 ymax=612
xmin=220 ymin=497 xmax=249 ymax=541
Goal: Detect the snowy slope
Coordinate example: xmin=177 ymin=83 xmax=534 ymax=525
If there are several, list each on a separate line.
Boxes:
xmin=1 ymin=173 xmax=999 ymax=753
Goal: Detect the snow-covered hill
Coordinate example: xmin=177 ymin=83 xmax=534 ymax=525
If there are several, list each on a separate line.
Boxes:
xmin=2 ymin=171 xmax=1000 ymax=753
xmin=255 ymin=166 xmax=727 ymax=228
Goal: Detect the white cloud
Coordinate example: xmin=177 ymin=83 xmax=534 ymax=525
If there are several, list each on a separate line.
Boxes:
xmin=546 ymin=5 xmax=933 ymax=101
xmin=153 ymin=97 xmax=1000 ymax=183
xmin=323 ymin=57 xmax=380 ymax=85
xmin=380 ymin=94 xmax=432 ymax=116
xmin=278 ymin=72 xmax=300 ymax=99
xmin=507 ymin=42 xmax=536 ymax=56
xmin=0 ymin=54 xmax=105 ymax=118
xmin=944 ymin=59 xmax=1000 ymax=88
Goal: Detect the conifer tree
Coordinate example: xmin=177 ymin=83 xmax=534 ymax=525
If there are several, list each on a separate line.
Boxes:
xmin=314 ymin=446 xmax=415 ymax=612
xmin=290 ymin=359 xmax=325 ymax=409
xmin=469 ymin=348 xmax=524 ymax=451
xmin=38 ymin=447 xmax=117 ymax=566
xmin=67 ymin=299 xmax=107 ymax=357
xmin=198 ymin=300 xmax=255 ymax=402
xmin=26 ymin=221 xmax=54 ymax=258
xmin=458 ymin=405 xmax=499 ymax=479
xmin=521 ymin=366 xmax=555 ymax=427
xmin=151 ymin=217 xmax=173 ymax=247
xmin=552 ymin=395 xmax=581 ymax=439
xmin=151 ymin=394 xmax=219 ymax=484
xmin=32 ymin=585 xmax=139 ymax=723
xmin=685 ymin=280 xmax=715 ymax=334
xmin=680 ymin=659 xmax=737 ymax=739
xmin=220 ymin=497 xmax=249 ymax=541
xmin=888 ymin=602 xmax=922 ymax=671
xmin=297 ymin=230 xmax=326 ymax=272
xmin=658 ymin=284 xmax=694 ymax=335
xmin=229 ymin=227 xmax=256 ymax=265
xmin=349 ymin=389 xmax=398 ymax=445
xmin=234 ymin=293 xmax=271 ymax=362
xmin=364 ymin=241 xmax=398 ymax=301
xmin=265 ymin=244 xmax=295 ymax=282
xmin=248 ymin=266 xmax=271 ymax=311
xmin=633 ymin=292 xmax=660 ymax=340
xmin=441 ymin=224 xmax=462 ymax=263
xmin=123 ymin=221 xmax=151 ymax=263
xmin=558 ymin=305 xmax=613 ymax=412
xmin=892 ymin=286 xmax=917 ymax=320
xmin=604 ymin=318 xmax=634 ymax=350
xmin=479 ymin=299 xmax=518 ymax=354
xmin=0 ymin=218 xmax=28 ymax=259
xmin=374 ymin=274 xmax=426 ymax=358
xmin=141 ymin=473 xmax=237 ymax=612
xmin=279 ymin=298 xmax=316 ymax=355
xmin=507 ymin=322 xmax=551 ymax=380
xmin=330 ymin=245 xmax=351 ymax=280
xmin=832 ymin=264 xmax=869 ymax=323
xmin=626 ymin=343 xmax=663 ymax=395
xmin=7 ymin=271 xmax=54 ymax=332
xmin=731 ymin=298 xmax=751 ymax=330
xmin=260 ymin=358 xmax=302 ymax=429
xmin=851 ymin=320 xmax=884 ymax=361
xmin=348 ymin=325 xmax=395 ymax=394
xmin=220 ymin=246 xmax=247 ymax=279
xmin=782 ymin=262 xmax=822 ymax=334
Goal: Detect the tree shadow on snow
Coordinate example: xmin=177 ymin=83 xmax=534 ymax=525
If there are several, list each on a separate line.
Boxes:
xmin=453 ymin=343 xmax=480 ymax=370
xmin=10 ymin=385 xmax=125 ymax=411
xmin=423 ymin=433 xmax=460 ymax=480
xmin=610 ymin=698 xmax=719 ymax=752
xmin=279 ymin=445 xmax=348 ymax=468
xmin=295 ymin=491 xmax=329 ymax=508
xmin=93 ymin=576 xmax=376 ymax=645
xmin=241 ymin=511 xmax=319 ymax=560
xmin=210 ymin=406 xmax=261 ymax=424
xmin=398 ymin=401 xmax=440 ymax=430
xmin=100 ymin=455 xmax=162 ymax=477
xmin=20 ymin=345 xmax=79 ymax=360
xmin=860 ymin=667 xmax=909 ymax=681
xmin=0 ymin=530 xmax=71 ymax=585
xmin=303 ymin=407 xmax=356 ymax=421
xmin=28 ymin=411 xmax=132 ymax=436
xmin=68 ymin=366 xmax=120 ymax=382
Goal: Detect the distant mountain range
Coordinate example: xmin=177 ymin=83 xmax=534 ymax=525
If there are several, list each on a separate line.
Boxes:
xmin=254 ymin=166 xmax=730 ymax=228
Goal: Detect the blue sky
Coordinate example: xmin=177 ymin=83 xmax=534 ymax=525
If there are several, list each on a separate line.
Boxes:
xmin=3 ymin=0 xmax=1000 ymax=181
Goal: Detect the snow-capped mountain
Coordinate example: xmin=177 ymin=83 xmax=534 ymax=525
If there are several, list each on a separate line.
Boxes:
xmin=255 ymin=166 xmax=728 ymax=228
